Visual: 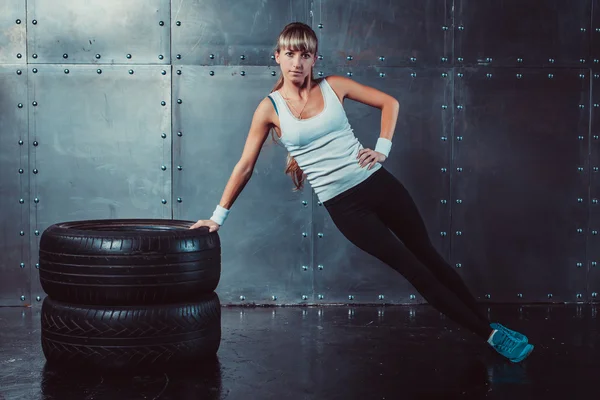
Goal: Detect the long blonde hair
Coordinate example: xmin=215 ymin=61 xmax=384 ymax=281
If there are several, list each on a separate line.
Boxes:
xmin=268 ymin=22 xmax=319 ymax=191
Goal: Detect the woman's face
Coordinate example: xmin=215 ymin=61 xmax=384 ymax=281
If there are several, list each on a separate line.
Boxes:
xmin=276 ymin=47 xmax=316 ymax=83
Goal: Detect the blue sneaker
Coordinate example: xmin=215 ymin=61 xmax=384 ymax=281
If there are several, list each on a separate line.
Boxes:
xmin=490 ymin=322 xmax=528 ymax=343
xmin=488 ymin=330 xmax=534 ymax=363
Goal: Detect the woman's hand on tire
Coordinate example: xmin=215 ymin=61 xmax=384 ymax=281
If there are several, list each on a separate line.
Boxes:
xmin=189 ymin=219 xmax=220 ymax=232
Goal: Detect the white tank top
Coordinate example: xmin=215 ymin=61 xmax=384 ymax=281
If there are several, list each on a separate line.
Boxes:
xmin=268 ymin=77 xmax=382 ymax=203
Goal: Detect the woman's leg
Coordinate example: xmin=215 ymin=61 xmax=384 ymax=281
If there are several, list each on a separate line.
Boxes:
xmin=324 ymin=186 xmax=493 ymax=341
xmin=371 ymin=169 xmax=491 ymax=326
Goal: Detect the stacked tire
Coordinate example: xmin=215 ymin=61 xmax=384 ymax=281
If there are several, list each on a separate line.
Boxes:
xmin=38 ymin=219 xmax=222 ymax=372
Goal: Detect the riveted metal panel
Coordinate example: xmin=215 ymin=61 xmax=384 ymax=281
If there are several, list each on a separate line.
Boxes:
xmin=172 ymin=65 xmax=313 ymax=305
xmin=313 ymin=0 xmax=453 ymax=67
xmin=0 ymin=0 xmax=27 ymax=64
xmin=594 ymin=0 xmax=600 ymax=66
xmin=171 ymin=0 xmax=312 ymax=66
xmin=27 ymin=65 xmax=172 ymax=304
xmin=452 ymin=68 xmax=590 ymax=303
xmin=455 ymin=0 xmax=592 ymax=67
xmin=311 ymin=66 xmax=452 ymax=304
xmin=26 ymin=0 xmax=171 ymax=64
xmin=0 ymin=66 xmax=30 ymax=306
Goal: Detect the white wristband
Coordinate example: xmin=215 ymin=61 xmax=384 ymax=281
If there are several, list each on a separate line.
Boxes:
xmin=375 ymin=137 xmax=392 ymax=157
xmin=210 ymin=205 xmax=230 ymax=226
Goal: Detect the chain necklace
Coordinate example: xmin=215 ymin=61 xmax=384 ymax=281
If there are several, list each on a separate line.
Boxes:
xmin=283 ymin=82 xmax=311 ymax=119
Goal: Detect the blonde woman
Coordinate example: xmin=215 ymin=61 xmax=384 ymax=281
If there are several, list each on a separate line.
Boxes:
xmin=191 ymin=22 xmax=534 ymax=363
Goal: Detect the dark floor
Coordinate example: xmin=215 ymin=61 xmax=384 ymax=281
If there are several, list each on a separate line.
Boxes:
xmin=0 ymin=303 xmax=598 ymax=400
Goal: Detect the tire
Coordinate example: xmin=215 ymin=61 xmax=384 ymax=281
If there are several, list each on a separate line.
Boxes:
xmin=41 ymin=292 xmax=221 ymax=371
xmin=39 ymin=219 xmax=221 ymax=305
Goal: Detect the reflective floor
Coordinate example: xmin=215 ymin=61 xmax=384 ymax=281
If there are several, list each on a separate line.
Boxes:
xmin=0 ymin=303 xmax=598 ymax=399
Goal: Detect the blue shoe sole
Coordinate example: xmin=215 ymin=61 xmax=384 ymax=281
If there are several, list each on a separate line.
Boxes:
xmin=509 ymin=344 xmax=534 ymax=363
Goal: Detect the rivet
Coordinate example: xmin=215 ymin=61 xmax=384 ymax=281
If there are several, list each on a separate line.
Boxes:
xmin=241 ymin=71 xmax=246 ymax=76
xmin=440 ymin=199 xmax=447 ymax=204
xmin=240 ymin=295 xmax=245 ymax=301
xmin=458 ymin=25 xmax=464 ymax=30
xmin=379 ymin=56 xmax=385 ymax=61
xmin=457 ymin=73 xmax=463 ymax=77
xmin=16 ymin=19 xmax=21 ymax=24
xmin=378 ymin=294 xmax=385 ymax=300
xmin=302 ymin=232 xmax=307 ymax=237
xmin=177 ymin=197 xmax=182 ymax=203
xmin=19 ymin=199 xmax=24 ymax=204
xmin=581 ymin=28 xmax=587 ymax=32
xmin=302 ymin=265 xmax=308 ymax=271
xmin=19 ymin=168 xmax=23 ymax=174
xmin=127 ymin=54 xmax=132 ymax=59
xmin=271 ymin=71 xmax=276 ymax=76
xmin=162 ymin=70 xmax=167 ymax=75
xmin=440 ymin=232 xmax=447 ymax=236
xmin=548 ymin=58 xmax=555 ymax=63
xmin=17 ymin=53 xmax=22 ymax=58
xmin=346 ymin=72 xmax=352 ymax=77
xmin=456 ymin=263 xmax=462 ymax=268
xmin=96 ymin=54 xmax=101 ymax=59
xmin=63 ymin=53 xmax=68 ymax=59
xmin=36 ymin=296 xmax=41 ymax=302
xmin=456 ymin=167 xmax=463 ymax=172
xmin=456 ymin=231 xmax=462 ymax=235
xmin=457 ymin=105 xmax=463 ymax=109
xmin=441 ymin=57 xmax=448 ymax=62
xmin=210 ymin=71 xmax=215 ymax=76
xmin=577 ymin=293 xmax=582 ymax=299
xmin=97 ymin=69 xmax=102 ymax=74
xmin=33 ymin=168 xmax=38 ymax=174
xmin=517 ymin=293 xmax=523 ymax=298
xmin=442 ymin=26 xmax=448 ymax=30
xmin=177 ymin=166 xmax=182 ymax=171
xmin=410 ymin=57 xmax=417 ymax=62
xmin=379 ymin=72 xmax=386 ymax=78
xmin=210 ymin=54 xmax=215 ymax=59
xmin=302 ymin=295 xmax=308 ymax=300
xmin=318 ymin=201 xmax=322 ymax=206
xmin=240 ymin=55 xmax=246 ymax=60
xmin=317 ymin=233 xmax=324 ymax=238
xmin=159 ymin=55 xmax=164 ymax=60
xmin=593 ymin=261 xmax=597 ymax=267
xmin=161 ymin=199 xmax=167 ymax=204
xmin=129 ymin=69 xmax=134 ymax=74
xmin=161 ymin=101 xmax=166 ymax=106
xmin=64 ymin=69 xmax=69 ymax=74
xmin=161 ymin=133 xmax=167 ymax=139
xmin=411 ymin=72 xmax=416 ymax=78
xmin=577 ymin=228 xmax=583 ymax=233
xmin=318 ymin=264 xmax=323 ymax=270
xmin=318 ymin=55 xmax=323 ymax=60
xmin=272 ymin=295 xmax=277 ymax=301
xmin=34 ymin=198 xmax=39 ymax=203
xmin=548 ymin=293 xmax=553 ymax=298
xmin=177 ymin=131 xmax=182 ymax=137
xmin=18 ymin=103 xmax=23 ymax=108
xmin=177 ymin=99 xmax=182 ymax=104
xmin=176 ymin=21 xmax=181 ymax=26
xmin=302 ymin=200 xmax=308 ymax=206
xmin=19 ymin=231 xmax=24 ymax=236
xmin=32 ymin=54 xmax=38 ymax=59
xmin=318 ymin=294 xmax=324 ymax=299
xmin=441 ymin=72 xmax=448 ymax=78
xmin=17 ymin=70 xmax=22 ymax=75
xmin=20 ymin=295 xmax=25 ymax=301
xmin=593 ymin=292 xmax=598 ymax=298
xmin=441 ymin=136 xmax=447 ymax=141
xmin=457 ymin=57 xmax=463 ymax=62
xmin=348 ymin=295 xmax=354 ymax=300
xmin=20 ymin=263 xmax=25 ymax=268
xmin=347 ymin=55 xmax=353 ymax=61
xmin=410 ymin=294 xmax=416 ymax=300
xmin=580 ymin=59 xmax=586 ymax=63
xmin=32 ymin=101 xmax=37 ymax=106
xmin=33 ymin=141 xmax=38 ymax=146
xmin=455 ymin=199 xmax=462 ymax=204
xmin=486 ymin=73 xmax=492 ymax=78
xmin=34 ymin=230 xmax=39 ymax=236
xmin=577 ymin=262 xmax=583 ymax=267
xmin=177 ymin=70 xmax=182 ymax=75
xmin=457 ymin=136 xmax=463 ymax=141
xmin=318 ymin=23 xmax=323 ymax=29
xmin=548 ymin=74 xmax=554 ymax=79
xmin=32 ymin=68 xmax=37 ymax=73
xmin=485 ymin=294 xmax=491 ymax=299
xmin=161 ymin=165 xmax=167 ymax=171
xmin=35 ymin=263 xmax=39 ymax=269
xmin=442 ymin=105 xmax=448 ymax=109
xmin=517 ymin=58 xmax=523 ymax=63
xmin=159 ymin=21 xmax=164 ymax=26
xmin=176 ymin=54 xmax=181 ymax=59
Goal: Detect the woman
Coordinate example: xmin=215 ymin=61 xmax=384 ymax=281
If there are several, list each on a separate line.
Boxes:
xmin=190 ymin=22 xmax=534 ymax=363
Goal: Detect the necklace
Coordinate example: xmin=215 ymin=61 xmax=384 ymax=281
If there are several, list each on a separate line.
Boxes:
xmin=283 ymin=83 xmax=311 ymax=119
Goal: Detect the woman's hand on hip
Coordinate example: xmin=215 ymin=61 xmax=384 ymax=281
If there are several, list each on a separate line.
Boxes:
xmin=357 ymin=148 xmax=386 ymax=170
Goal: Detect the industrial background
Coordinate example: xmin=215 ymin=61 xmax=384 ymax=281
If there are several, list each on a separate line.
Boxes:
xmin=1 ymin=0 xmax=599 ymax=308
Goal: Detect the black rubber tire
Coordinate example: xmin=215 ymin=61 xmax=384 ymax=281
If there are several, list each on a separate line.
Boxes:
xmin=41 ymin=292 xmax=221 ymax=371
xmin=39 ymin=219 xmax=221 ymax=305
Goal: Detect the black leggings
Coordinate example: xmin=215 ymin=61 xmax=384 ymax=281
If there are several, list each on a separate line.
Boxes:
xmin=323 ymin=166 xmax=493 ymax=341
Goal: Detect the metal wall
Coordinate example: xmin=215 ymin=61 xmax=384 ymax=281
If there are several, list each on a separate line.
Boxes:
xmin=0 ymin=0 xmax=598 ymax=307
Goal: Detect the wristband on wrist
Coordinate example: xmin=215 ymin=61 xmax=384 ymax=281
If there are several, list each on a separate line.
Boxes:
xmin=375 ymin=137 xmax=392 ymax=158
xmin=210 ymin=205 xmax=230 ymax=226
